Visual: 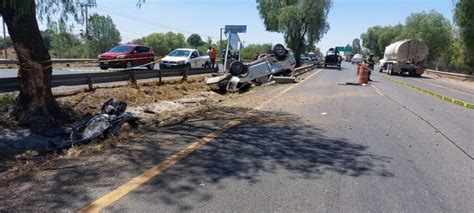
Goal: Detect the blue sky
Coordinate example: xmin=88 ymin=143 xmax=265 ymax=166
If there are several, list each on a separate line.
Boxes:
xmin=3 ymin=0 xmax=456 ymax=52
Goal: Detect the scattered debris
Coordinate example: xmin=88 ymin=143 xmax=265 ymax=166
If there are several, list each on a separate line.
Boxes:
xmin=321 ymin=112 xmax=328 ymax=116
xmin=47 ymin=98 xmax=139 ymax=150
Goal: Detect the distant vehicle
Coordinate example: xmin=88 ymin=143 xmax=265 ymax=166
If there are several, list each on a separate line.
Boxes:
xmin=345 ymin=55 xmax=352 ymax=62
xmin=324 ymin=48 xmax=342 ymax=70
xmin=380 ymin=39 xmax=428 ymax=77
xmin=160 ymin=48 xmax=210 ymax=69
xmin=300 ymin=55 xmax=311 ymax=62
xmin=351 ymin=54 xmax=363 ymax=64
xmin=98 ymin=44 xmax=155 ymax=70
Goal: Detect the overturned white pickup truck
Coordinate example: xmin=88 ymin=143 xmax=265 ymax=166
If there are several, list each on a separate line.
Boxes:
xmin=205 ymin=44 xmax=296 ymax=93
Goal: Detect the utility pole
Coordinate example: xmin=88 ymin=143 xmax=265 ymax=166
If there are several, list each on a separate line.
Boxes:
xmin=219 ymin=28 xmax=225 ymax=53
xmin=2 ymin=18 xmax=7 ymax=59
xmin=80 ymin=2 xmax=94 ymax=58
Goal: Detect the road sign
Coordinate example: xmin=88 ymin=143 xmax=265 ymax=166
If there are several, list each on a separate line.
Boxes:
xmin=345 ymin=46 xmax=353 ymax=52
xmin=336 ymin=46 xmax=345 ymax=51
xmin=224 ymin=25 xmax=247 ymax=34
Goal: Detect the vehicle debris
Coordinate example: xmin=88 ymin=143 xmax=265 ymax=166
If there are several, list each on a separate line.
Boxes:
xmin=47 ymin=98 xmax=139 ymax=150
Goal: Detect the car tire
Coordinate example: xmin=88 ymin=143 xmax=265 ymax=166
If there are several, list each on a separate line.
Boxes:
xmin=146 ymin=63 xmax=155 ymax=70
xmin=126 ymin=61 xmax=133 ymax=69
xmin=272 ymin=44 xmax=287 ymax=61
xmin=229 ymin=61 xmax=247 ymax=77
xmin=204 ymin=61 xmax=210 ymax=69
xmin=100 ymin=66 xmax=108 ymax=70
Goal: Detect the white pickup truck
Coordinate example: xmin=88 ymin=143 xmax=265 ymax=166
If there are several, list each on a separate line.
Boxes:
xmin=159 ymin=48 xmax=210 ymax=69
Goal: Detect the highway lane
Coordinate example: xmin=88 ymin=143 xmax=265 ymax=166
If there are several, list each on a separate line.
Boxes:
xmin=101 ymin=64 xmax=473 ymax=212
xmin=0 ymin=67 xmax=149 ymax=78
xmin=2 ymin=64 xmax=472 ymax=212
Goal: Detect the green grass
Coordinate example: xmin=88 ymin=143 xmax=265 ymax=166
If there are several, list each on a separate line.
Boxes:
xmin=0 ymin=94 xmax=16 ymax=106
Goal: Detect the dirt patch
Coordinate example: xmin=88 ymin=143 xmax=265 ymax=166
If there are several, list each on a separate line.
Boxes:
xmin=56 ymin=77 xmax=211 ymax=117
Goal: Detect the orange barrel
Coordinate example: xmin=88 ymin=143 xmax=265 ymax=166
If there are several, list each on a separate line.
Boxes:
xmin=356 ymin=63 xmax=361 ymax=75
xmin=358 ymin=65 xmax=369 ymax=84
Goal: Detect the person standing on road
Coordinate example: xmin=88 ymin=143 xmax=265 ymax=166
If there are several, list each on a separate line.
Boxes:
xmin=210 ymin=47 xmax=218 ymax=69
xmin=367 ymin=54 xmax=375 ymax=81
xmin=252 ymin=52 xmax=260 ymax=61
xmin=207 ymin=47 xmax=212 ymax=58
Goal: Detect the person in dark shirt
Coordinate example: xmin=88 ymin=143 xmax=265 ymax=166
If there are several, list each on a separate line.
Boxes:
xmin=367 ymin=54 xmax=375 ymax=81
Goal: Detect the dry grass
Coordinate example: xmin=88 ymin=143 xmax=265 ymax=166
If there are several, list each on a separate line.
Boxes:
xmin=57 ymin=76 xmax=209 ymax=117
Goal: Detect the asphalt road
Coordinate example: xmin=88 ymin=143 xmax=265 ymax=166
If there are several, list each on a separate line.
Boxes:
xmin=2 ymin=63 xmax=473 ymax=212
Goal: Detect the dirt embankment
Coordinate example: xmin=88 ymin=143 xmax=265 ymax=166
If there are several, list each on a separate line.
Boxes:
xmin=0 ymin=76 xmax=230 ymax=181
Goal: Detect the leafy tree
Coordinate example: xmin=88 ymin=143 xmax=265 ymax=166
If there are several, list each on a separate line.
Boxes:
xmin=398 ymin=11 xmax=452 ymax=63
xmin=0 ymin=36 xmax=13 ymax=49
xmin=207 ymin=37 xmax=212 ymax=46
xmin=256 ymin=0 xmax=332 ymax=66
xmin=361 ymin=26 xmax=383 ymax=57
xmin=0 ymin=0 xmax=93 ymax=125
xmin=454 ymin=0 xmax=474 ymax=71
xmin=241 ymin=44 xmax=272 ymax=60
xmin=377 ymin=24 xmax=403 ymax=57
xmin=133 ymin=32 xmax=186 ymax=57
xmin=47 ymin=20 xmax=82 ymax=58
xmin=186 ymin=33 xmax=204 ymax=48
xmin=88 ymin=14 xmax=121 ymax=57
xmin=352 ymin=38 xmax=361 ymax=54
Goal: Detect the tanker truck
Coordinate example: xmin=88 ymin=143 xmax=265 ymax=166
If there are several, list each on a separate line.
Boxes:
xmin=379 ymin=39 xmax=428 ymax=77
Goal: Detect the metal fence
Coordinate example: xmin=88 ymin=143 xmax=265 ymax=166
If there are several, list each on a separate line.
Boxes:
xmin=0 ymin=68 xmax=217 ymax=93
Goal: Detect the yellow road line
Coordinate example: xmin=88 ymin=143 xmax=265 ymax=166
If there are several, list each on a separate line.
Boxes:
xmin=384 ymin=76 xmax=474 ymax=110
xmin=78 ymin=69 xmax=322 ymax=213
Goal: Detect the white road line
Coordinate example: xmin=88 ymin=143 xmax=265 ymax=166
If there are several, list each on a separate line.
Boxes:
xmin=371 ymin=85 xmax=384 ymax=96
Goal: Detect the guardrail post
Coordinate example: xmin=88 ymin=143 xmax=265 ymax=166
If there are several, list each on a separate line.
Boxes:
xmin=158 ymin=69 xmax=162 ymax=85
xmin=182 ymin=67 xmax=188 ymax=82
xmin=129 ymin=70 xmax=138 ymax=88
xmin=87 ymin=76 xmax=94 ymax=91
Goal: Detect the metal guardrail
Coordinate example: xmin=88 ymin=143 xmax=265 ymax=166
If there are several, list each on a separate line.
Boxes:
xmin=0 ymin=62 xmax=317 ymax=93
xmin=294 ymin=64 xmax=316 ymax=76
xmin=425 ymin=69 xmax=474 ymax=80
xmin=0 ymin=68 xmax=217 ymax=93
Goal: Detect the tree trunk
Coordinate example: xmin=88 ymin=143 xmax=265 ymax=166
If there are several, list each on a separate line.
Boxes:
xmin=2 ymin=1 xmax=60 ymax=126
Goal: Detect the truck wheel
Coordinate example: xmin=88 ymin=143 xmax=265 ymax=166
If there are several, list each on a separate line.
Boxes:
xmin=387 ymin=64 xmax=393 ymax=75
xmin=100 ymin=66 xmax=108 ymax=70
xmin=204 ymin=61 xmax=210 ymax=69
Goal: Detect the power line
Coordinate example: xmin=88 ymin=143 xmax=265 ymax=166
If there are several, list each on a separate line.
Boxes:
xmin=95 ymin=5 xmax=218 ymax=41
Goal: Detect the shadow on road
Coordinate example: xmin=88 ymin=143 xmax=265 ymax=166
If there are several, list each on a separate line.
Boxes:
xmin=132 ymin=106 xmax=394 ymax=211
xmin=1 ymin=106 xmax=394 ymax=211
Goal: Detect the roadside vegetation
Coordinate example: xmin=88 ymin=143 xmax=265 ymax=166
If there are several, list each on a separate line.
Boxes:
xmin=350 ymin=5 xmax=473 ymax=75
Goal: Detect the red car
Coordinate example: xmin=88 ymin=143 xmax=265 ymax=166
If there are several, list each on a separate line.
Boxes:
xmin=98 ymin=44 xmax=155 ymax=70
